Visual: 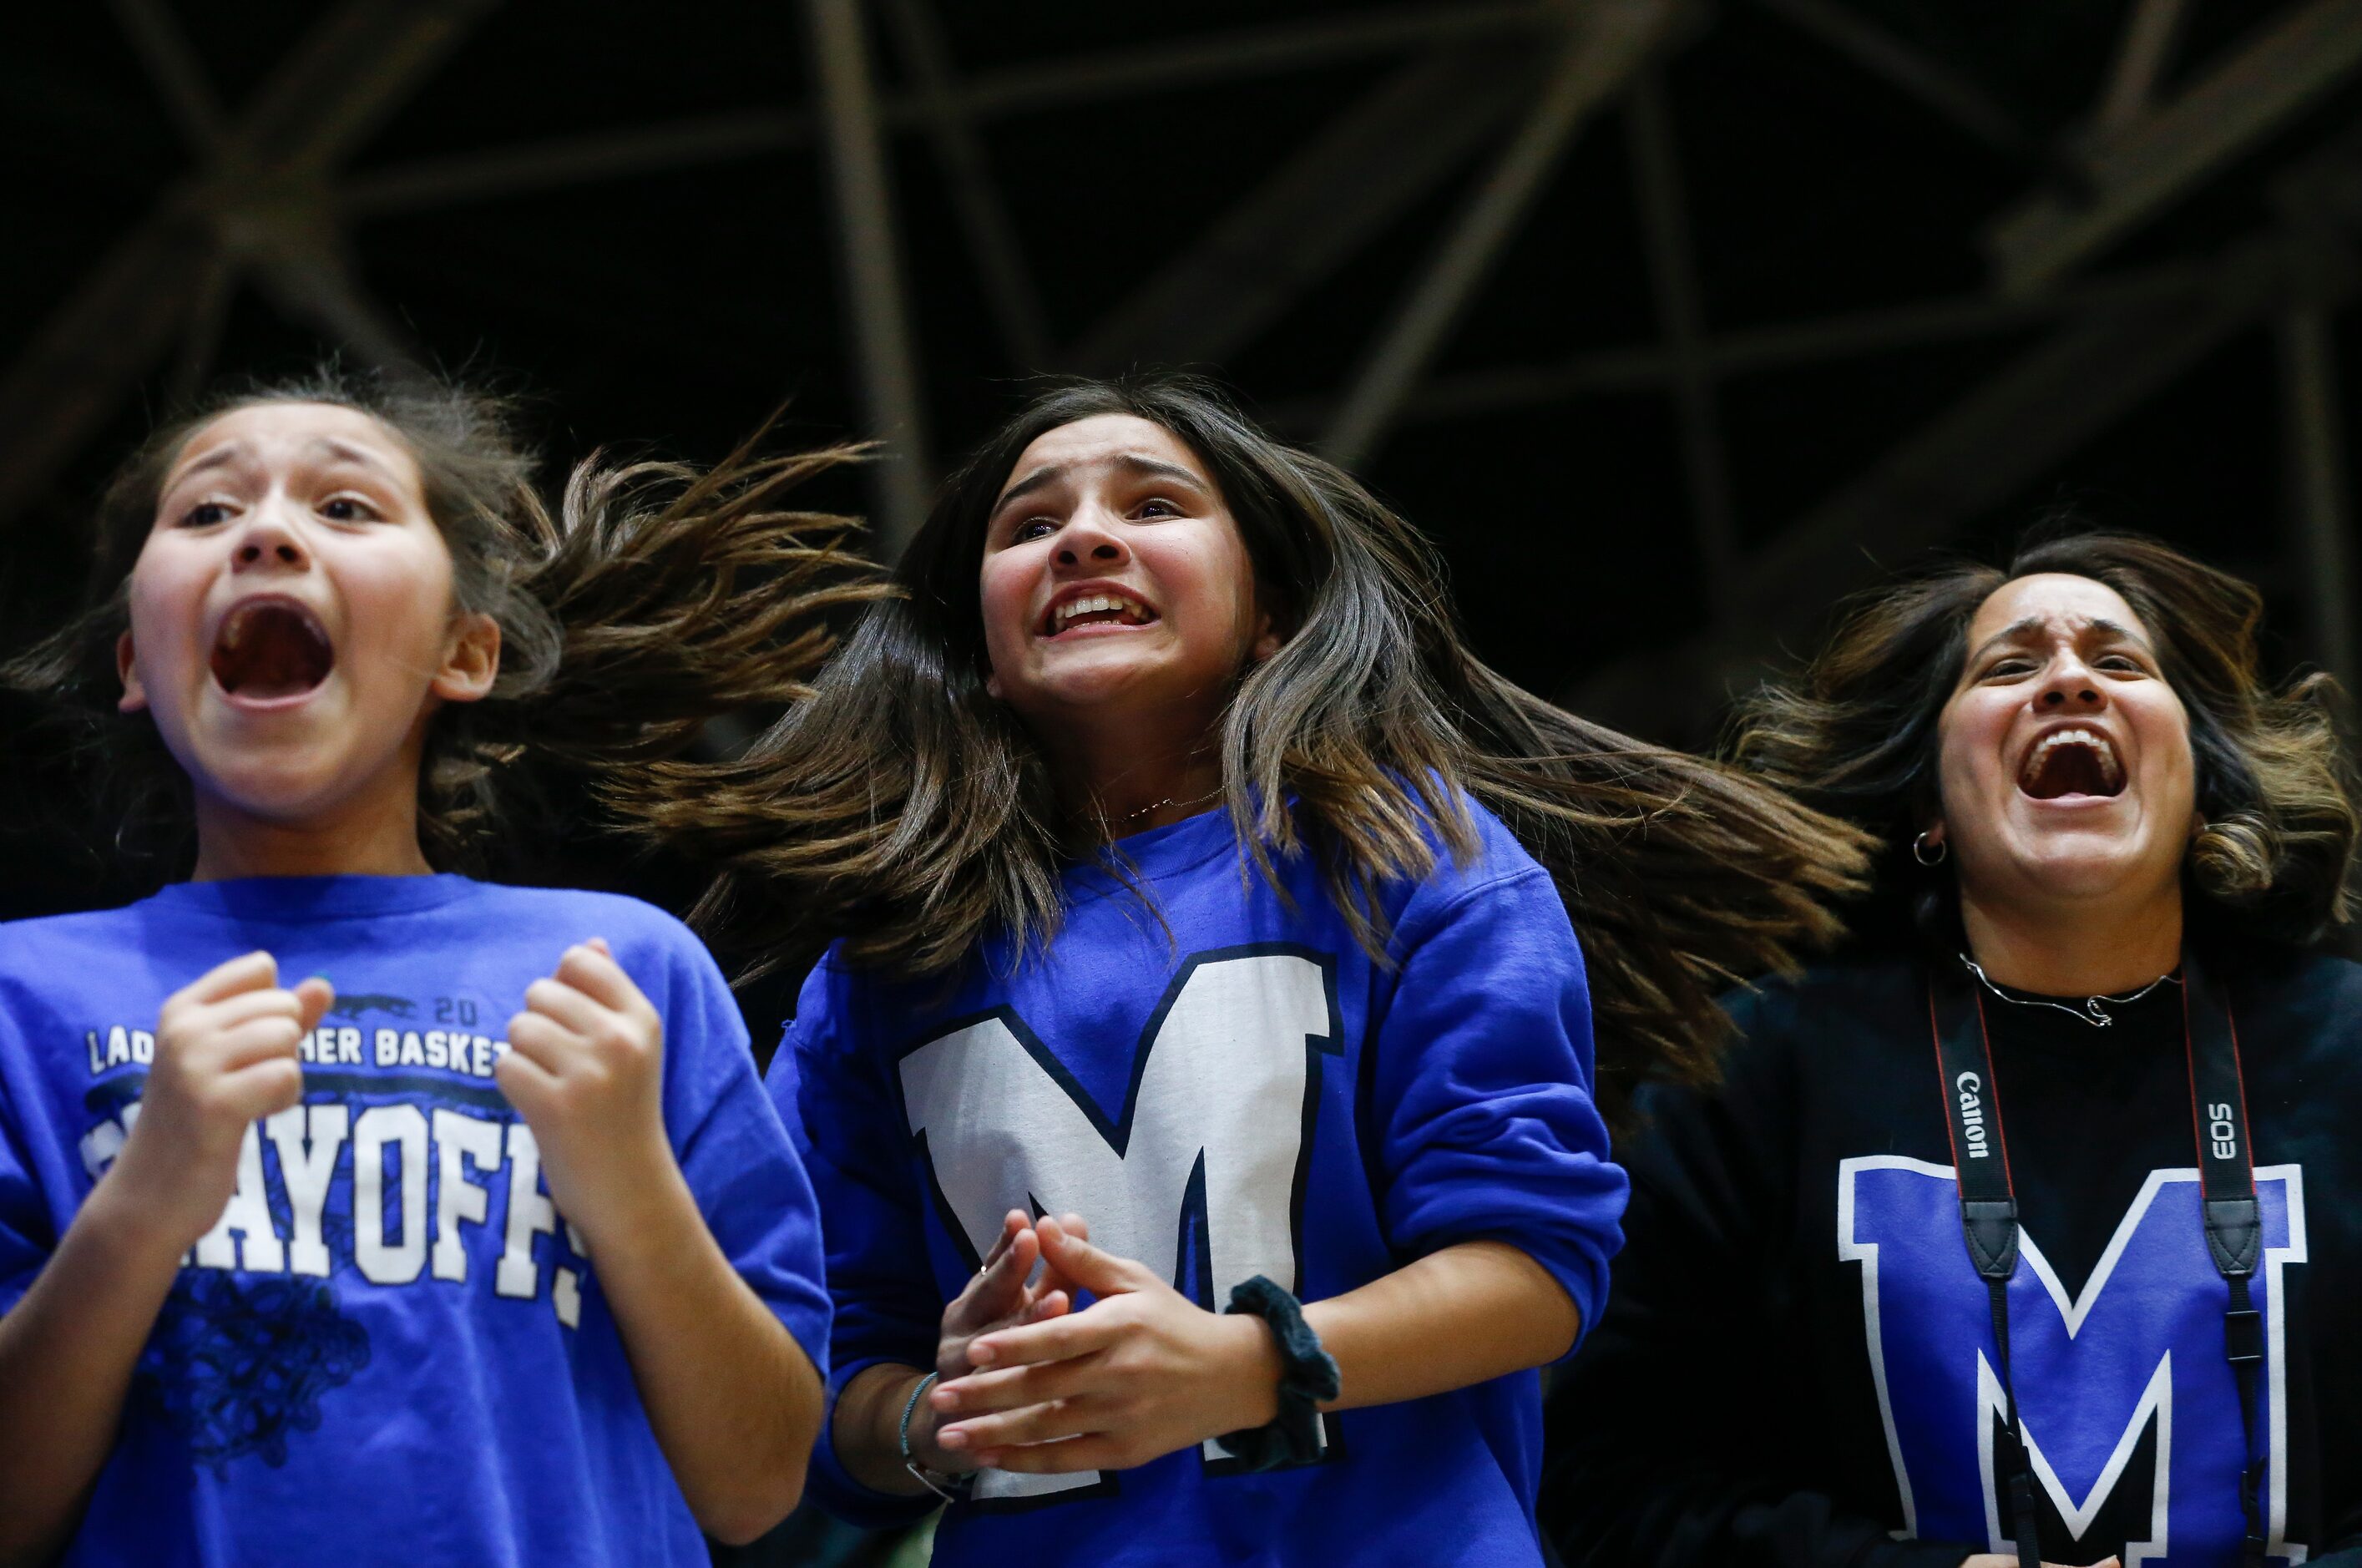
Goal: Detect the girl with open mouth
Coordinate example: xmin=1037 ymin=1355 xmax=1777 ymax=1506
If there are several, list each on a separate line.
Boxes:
xmin=1544 ymin=529 xmax=2362 ymax=1568
xmin=619 ymin=372 xmax=1876 ymax=1567
xmin=0 ymin=372 xmax=880 ymax=1565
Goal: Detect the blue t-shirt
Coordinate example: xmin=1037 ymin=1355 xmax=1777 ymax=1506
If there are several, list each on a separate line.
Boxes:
xmin=0 ymin=874 xmax=831 ymax=1568
xmin=776 ymin=800 xmax=1626 ymax=1567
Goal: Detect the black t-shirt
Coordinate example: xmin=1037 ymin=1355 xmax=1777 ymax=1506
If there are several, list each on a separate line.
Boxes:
xmin=1540 ymin=943 xmax=2362 ymax=1568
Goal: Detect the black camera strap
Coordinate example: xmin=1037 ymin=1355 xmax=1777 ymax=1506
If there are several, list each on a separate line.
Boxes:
xmin=1928 ymin=954 xmax=2264 ymax=1568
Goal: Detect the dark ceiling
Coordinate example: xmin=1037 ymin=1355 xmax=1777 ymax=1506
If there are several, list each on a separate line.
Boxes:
xmin=6 ymin=0 xmax=2360 ymax=926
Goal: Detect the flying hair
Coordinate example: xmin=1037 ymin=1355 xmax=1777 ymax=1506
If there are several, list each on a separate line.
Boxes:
xmin=4 ymin=367 xmax=887 ymax=875
xmin=617 ymin=373 xmax=1876 ymax=1125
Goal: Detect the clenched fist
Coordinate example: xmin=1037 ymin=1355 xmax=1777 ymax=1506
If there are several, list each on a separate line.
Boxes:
xmin=108 ymin=950 xmax=332 ymax=1252
xmin=495 ymin=938 xmax=674 ymax=1241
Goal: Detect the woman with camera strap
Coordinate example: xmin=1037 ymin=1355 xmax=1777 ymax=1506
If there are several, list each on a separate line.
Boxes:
xmin=1541 ymin=530 xmax=2362 ymax=1568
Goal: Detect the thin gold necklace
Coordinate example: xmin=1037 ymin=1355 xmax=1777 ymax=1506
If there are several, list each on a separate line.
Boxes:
xmin=1118 ymin=787 xmax=1222 ymax=826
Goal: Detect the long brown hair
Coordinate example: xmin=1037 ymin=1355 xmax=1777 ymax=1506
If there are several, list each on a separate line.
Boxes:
xmin=5 ymin=367 xmax=883 ymax=873
xmin=1727 ymin=526 xmax=2359 ymax=946
xmin=622 ymin=373 xmax=1874 ymax=1117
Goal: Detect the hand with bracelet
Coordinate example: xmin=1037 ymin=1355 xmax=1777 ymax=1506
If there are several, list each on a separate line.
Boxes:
xmin=836 ymin=1209 xmax=1087 ymax=1497
xmin=929 ymin=1216 xmax=1577 ymax=1476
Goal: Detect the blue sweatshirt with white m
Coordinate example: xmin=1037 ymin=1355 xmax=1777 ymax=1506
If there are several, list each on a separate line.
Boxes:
xmin=776 ymin=797 xmax=1627 ymax=1567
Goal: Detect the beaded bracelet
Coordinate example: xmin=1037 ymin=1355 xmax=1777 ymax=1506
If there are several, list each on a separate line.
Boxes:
xmin=1215 ymin=1275 xmax=1340 ymax=1470
xmin=899 ymin=1371 xmax=973 ymax=1502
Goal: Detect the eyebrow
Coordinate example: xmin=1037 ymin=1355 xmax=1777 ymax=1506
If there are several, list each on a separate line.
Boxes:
xmin=990 ymin=453 xmax=1211 ymax=513
xmin=161 ymin=435 xmax=402 ymax=493
xmin=1967 ymin=613 xmax=2152 ymax=665
xmin=2087 ymin=616 xmax=2146 ymax=645
xmin=310 ymin=437 xmax=403 ymax=482
xmin=163 ymin=443 xmax=248 ymax=489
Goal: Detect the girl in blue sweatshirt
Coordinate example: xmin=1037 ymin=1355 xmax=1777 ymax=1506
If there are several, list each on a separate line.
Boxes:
xmin=0 ymin=374 xmax=872 ymax=1565
xmin=630 ymin=374 xmax=1872 ymax=1565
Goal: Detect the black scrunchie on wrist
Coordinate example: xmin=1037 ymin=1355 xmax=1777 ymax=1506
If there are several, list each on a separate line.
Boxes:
xmin=1216 ymin=1275 xmax=1340 ymax=1471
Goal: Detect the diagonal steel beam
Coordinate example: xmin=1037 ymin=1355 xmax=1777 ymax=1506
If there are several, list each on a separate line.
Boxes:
xmin=953 ymin=2 xmax=1542 ymax=121
xmin=2091 ymin=0 xmax=2195 ymax=137
xmin=0 ymin=0 xmax=500 ymax=526
xmin=232 ymin=0 xmax=502 ymax=175
xmin=0 ymin=200 xmax=216 ymax=524
xmin=879 ymin=0 xmax=1051 ymax=368
xmin=170 ymin=250 xmax=241 ymax=405
xmin=1064 ymin=43 xmax=1552 ymax=376
xmin=241 ymin=214 xmax=426 ymax=378
xmin=1570 ymin=240 xmax=2292 ymax=740
xmin=1258 ymin=255 xmax=2233 ymax=432
xmin=1751 ymin=0 xmax=2041 ymax=163
xmin=1584 ymin=114 xmax=2362 ymax=740
xmin=341 ymin=112 xmax=802 ymax=216
xmin=107 ymin=0 xmax=225 ymax=153
xmin=1323 ymin=0 xmax=1684 ymax=466
xmin=1990 ymin=0 xmax=2362 ymax=294
xmin=807 ymin=0 xmax=932 ymax=556
xmin=1626 ymin=67 xmax=1738 ymax=616
xmin=338 ymin=3 xmax=1544 ymax=217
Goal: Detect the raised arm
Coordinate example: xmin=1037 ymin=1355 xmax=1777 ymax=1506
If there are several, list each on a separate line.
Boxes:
xmin=0 ymin=953 xmax=323 ymax=1565
xmin=497 ymin=938 xmax=822 ymax=1545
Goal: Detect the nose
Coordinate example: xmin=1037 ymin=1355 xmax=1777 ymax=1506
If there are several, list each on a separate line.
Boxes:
xmin=1054 ymin=508 xmax=1128 ymax=569
xmin=230 ymin=505 xmax=311 ymax=574
xmin=2035 ymin=654 xmax=2103 ymax=711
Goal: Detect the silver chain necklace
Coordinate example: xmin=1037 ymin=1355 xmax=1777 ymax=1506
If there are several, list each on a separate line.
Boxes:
xmin=1956 ymin=952 xmax=2179 ymax=1027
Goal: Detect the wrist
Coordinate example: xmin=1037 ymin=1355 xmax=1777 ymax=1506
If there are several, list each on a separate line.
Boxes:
xmin=1214 ymin=1276 xmax=1339 ymax=1471
xmin=79 ymin=1168 xmax=199 ymax=1275
xmin=552 ymin=1128 xmax=687 ymax=1257
xmin=836 ymin=1364 xmax=940 ymax=1497
xmin=896 ymin=1370 xmax=975 ymax=1499
xmin=896 ymin=1371 xmax=951 ymax=1469
xmin=1217 ymin=1310 xmax=1285 ymax=1432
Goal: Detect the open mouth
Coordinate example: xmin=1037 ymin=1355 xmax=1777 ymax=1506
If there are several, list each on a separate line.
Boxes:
xmin=2018 ymin=726 xmax=2125 ymax=801
xmin=210 ymin=599 xmax=335 ymax=701
xmin=1043 ymin=589 xmax=1156 ymax=635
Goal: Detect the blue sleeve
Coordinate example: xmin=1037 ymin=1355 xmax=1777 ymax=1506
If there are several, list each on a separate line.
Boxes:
xmin=0 ymin=1006 xmax=53 ymax=1320
xmin=1369 ymin=864 xmax=1627 ymax=1357
xmin=766 ymin=958 xmax=942 ymax=1530
xmin=643 ymin=922 xmax=832 ymax=1384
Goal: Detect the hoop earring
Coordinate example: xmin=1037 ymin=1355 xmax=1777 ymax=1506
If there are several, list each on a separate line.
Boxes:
xmin=1912 ymin=831 xmax=1948 ymax=867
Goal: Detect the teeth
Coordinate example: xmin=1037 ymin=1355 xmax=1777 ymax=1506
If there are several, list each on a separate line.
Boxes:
xmin=1050 ymin=592 xmax=1147 ymax=630
xmin=2023 ymin=727 xmax=2124 ymax=788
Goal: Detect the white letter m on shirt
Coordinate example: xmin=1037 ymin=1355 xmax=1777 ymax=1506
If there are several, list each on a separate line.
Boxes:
xmin=898 ymin=945 xmax=1342 ymax=1503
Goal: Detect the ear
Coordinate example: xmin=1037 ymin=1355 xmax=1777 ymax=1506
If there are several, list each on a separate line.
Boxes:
xmin=1248 ymin=606 xmax=1282 ymax=665
xmin=116 ymin=630 xmax=148 ymax=713
xmin=431 ymin=611 xmax=501 ymax=704
xmin=984 ymin=667 xmax=1004 ymax=701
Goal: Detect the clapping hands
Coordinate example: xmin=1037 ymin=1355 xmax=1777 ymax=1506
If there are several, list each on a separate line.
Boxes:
xmin=899 ymin=1210 xmax=1088 ymax=1475
xmin=929 ymin=1214 xmax=1283 ymax=1474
